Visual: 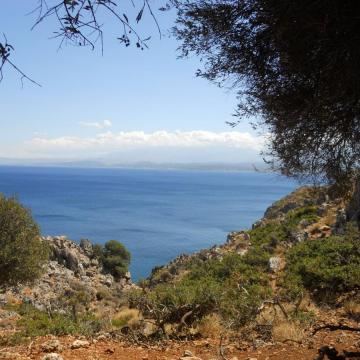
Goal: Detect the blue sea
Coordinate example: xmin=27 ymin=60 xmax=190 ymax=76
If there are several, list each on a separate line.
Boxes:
xmin=0 ymin=166 xmax=297 ymax=280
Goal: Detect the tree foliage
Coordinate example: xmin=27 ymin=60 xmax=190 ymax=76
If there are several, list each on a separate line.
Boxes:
xmin=0 ymin=195 xmax=49 ymax=287
xmin=101 ymin=240 xmax=131 ymax=279
xmin=173 ymin=0 xmax=360 ymax=187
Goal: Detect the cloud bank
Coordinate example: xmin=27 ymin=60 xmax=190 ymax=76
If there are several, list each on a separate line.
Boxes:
xmin=30 ymin=130 xmax=266 ymax=151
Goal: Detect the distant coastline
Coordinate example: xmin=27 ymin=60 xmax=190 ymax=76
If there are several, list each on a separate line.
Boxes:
xmin=0 ymin=158 xmax=269 ymax=173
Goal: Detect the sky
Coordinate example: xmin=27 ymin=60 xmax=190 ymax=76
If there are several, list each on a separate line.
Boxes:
xmin=0 ymin=1 xmax=266 ymax=164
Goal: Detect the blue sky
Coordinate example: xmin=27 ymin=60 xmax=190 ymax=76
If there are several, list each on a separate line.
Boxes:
xmin=0 ymin=1 xmax=265 ymax=163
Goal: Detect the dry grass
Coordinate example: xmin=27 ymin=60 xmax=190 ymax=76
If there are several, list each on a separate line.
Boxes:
xmin=111 ymin=308 xmax=141 ymax=329
xmin=3 ymin=293 xmax=22 ymax=306
xmin=272 ymin=321 xmax=304 ymax=343
xmin=197 ymin=314 xmax=223 ymax=338
xmin=343 ymin=300 xmax=360 ymax=321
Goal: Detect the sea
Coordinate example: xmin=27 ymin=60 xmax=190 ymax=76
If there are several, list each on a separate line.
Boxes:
xmin=0 ymin=166 xmax=297 ymax=280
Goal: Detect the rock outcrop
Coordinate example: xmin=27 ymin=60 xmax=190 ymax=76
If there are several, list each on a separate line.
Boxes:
xmin=0 ymin=236 xmax=133 ymax=312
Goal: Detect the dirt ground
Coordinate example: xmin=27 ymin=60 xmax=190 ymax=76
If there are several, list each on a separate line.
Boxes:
xmin=1 ymin=327 xmax=359 ymax=360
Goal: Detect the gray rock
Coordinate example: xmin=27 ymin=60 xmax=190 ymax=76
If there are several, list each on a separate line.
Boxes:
xmin=41 ymin=354 xmax=63 ymax=360
xmin=41 ymin=339 xmax=62 ymax=353
xmin=183 ymin=350 xmax=194 ymax=357
xmin=71 ymin=339 xmax=90 ymax=349
xmin=80 ymin=239 xmax=94 ymax=257
xmin=268 ymin=257 xmax=281 ymax=273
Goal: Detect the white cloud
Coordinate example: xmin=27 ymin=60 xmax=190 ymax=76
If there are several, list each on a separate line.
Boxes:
xmin=79 ymin=119 xmax=112 ymax=129
xmin=29 ymin=130 xmax=266 ymax=151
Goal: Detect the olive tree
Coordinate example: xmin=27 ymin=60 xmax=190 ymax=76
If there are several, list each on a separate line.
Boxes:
xmin=173 ymin=0 xmax=360 ymax=190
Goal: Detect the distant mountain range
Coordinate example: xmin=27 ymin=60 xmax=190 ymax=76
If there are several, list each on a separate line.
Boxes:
xmin=0 ymin=158 xmax=269 ymax=172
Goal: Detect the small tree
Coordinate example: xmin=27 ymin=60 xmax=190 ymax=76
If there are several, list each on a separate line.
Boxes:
xmin=0 ymin=194 xmax=48 ymax=287
xmin=102 ymin=240 xmax=131 ymax=280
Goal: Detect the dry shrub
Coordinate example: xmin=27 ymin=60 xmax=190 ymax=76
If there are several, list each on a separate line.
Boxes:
xmin=4 ymin=293 xmax=22 ymax=306
xmin=197 ymin=314 xmax=223 ymax=338
xmin=272 ymin=321 xmax=304 ymax=343
xmin=344 ymin=300 xmax=360 ymax=321
xmin=112 ymin=308 xmax=141 ymax=329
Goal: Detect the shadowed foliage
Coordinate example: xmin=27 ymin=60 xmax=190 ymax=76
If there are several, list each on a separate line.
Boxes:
xmin=173 ymin=0 xmax=360 ymax=189
xmin=0 ymin=195 xmax=49 ymax=287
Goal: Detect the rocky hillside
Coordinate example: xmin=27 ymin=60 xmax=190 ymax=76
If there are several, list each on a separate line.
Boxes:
xmin=0 ymin=236 xmax=133 ymax=313
xmin=1 ymin=186 xmax=359 ymax=360
xmin=147 ymin=186 xmax=345 ymax=286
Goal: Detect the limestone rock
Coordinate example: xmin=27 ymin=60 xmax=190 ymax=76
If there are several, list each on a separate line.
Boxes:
xmin=268 ymin=257 xmax=281 ymax=273
xmin=80 ymin=238 xmax=94 ymax=257
xmin=41 ymin=339 xmax=62 ymax=353
xmin=179 ymin=350 xmax=202 ymax=360
xmin=183 ymin=350 xmax=194 ymax=357
xmin=41 ymin=354 xmax=64 ymax=360
xmin=0 ymin=235 xmax=132 ymax=313
xmin=71 ymin=339 xmax=90 ymax=349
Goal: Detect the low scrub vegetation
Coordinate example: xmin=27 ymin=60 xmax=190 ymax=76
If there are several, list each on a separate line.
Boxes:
xmin=248 ymin=205 xmax=320 ymax=248
xmin=1 ymin=303 xmax=104 ymax=345
xmin=130 ymin=205 xmax=358 ymax=339
xmin=283 ymin=223 xmax=360 ymax=302
xmin=130 ymin=252 xmax=272 ymax=335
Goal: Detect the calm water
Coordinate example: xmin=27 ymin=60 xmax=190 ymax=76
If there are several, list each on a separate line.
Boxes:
xmin=0 ymin=166 xmax=296 ymax=280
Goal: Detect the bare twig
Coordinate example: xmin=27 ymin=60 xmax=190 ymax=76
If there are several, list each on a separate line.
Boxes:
xmin=31 ymin=0 xmax=159 ymax=51
xmin=0 ymin=35 xmax=41 ymax=87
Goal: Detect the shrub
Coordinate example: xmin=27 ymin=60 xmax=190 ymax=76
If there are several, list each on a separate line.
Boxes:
xmin=283 ymin=223 xmax=360 ymax=302
xmin=0 ymin=194 xmax=49 ymax=287
xmin=92 ymin=240 xmax=131 ymax=280
xmin=102 ymin=240 xmax=131 ymax=279
xmin=92 ymin=243 xmax=104 ymax=260
xmin=130 ymin=253 xmax=272 ymax=332
xmin=6 ymin=303 xmax=104 ymax=341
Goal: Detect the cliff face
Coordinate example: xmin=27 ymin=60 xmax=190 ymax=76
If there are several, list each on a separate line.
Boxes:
xmin=0 ymin=236 xmax=132 ymax=312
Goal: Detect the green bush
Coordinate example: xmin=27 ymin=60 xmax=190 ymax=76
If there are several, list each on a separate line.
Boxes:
xmin=283 ymin=223 xmax=360 ymax=302
xmin=130 ymin=253 xmax=271 ymax=331
xmin=102 ymin=240 xmax=131 ymax=279
xmin=0 ymin=195 xmax=49 ymax=287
